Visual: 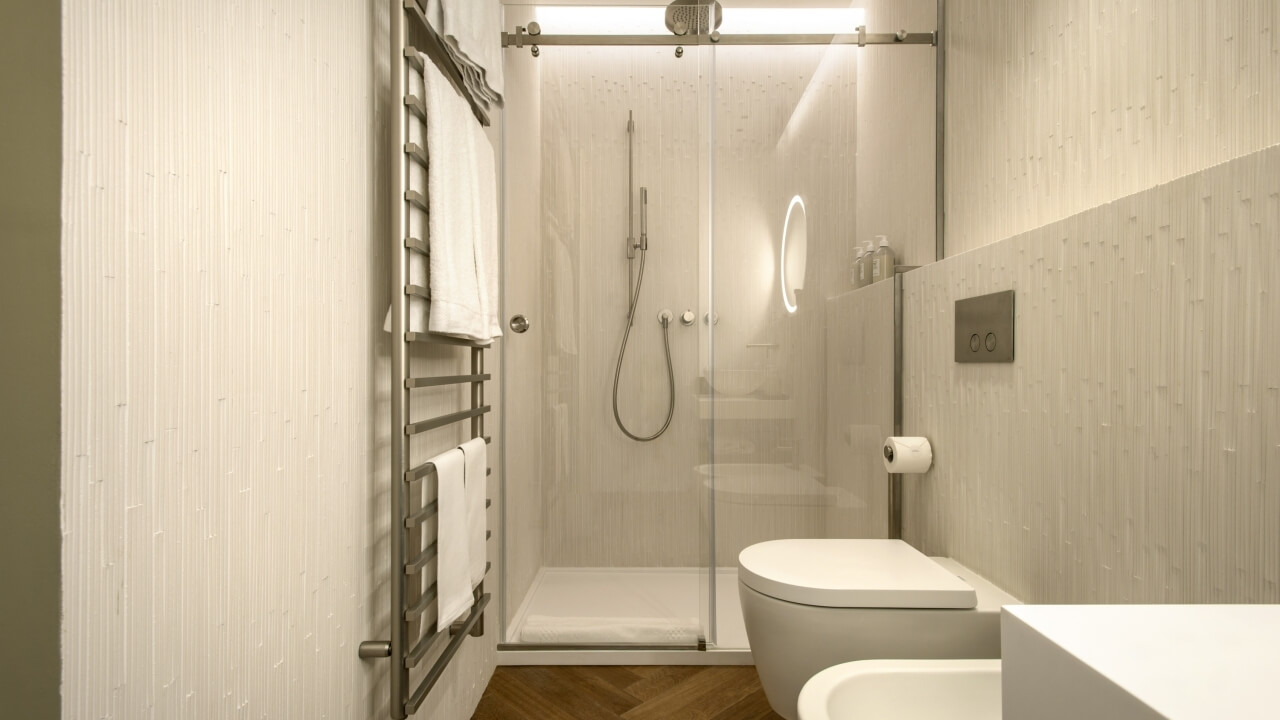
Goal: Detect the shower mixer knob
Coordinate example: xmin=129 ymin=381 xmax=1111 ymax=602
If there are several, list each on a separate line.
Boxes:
xmin=680 ymin=310 xmax=696 ymax=326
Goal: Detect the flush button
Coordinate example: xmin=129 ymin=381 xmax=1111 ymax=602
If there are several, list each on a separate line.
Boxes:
xmin=954 ymin=290 xmax=1015 ymax=363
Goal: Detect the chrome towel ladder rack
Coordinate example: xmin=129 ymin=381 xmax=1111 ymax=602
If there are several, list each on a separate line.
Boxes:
xmin=360 ymin=2 xmax=493 ymax=718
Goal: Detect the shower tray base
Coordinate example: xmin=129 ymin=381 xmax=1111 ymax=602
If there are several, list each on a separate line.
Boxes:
xmin=499 ymin=566 xmax=752 ymax=665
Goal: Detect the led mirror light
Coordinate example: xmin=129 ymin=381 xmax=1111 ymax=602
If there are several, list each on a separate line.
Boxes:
xmin=533 ymin=6 xmax=866 ymax=36
xmin=780 ymin=195 xmax=807 ymax=314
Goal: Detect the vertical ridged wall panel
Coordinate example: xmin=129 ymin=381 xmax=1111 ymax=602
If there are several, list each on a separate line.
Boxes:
xmin=903 ymin=145 xmax=1280 ymax=604
xmin=60 ymin=0 xmax=496 ymax=717
xmin=824 ymin=281 xmax=895 ymax=540
xmin=855 ymin=0 xmax=937 ymax=266
xmin=946 ymin=0 xmax=1280 ymax=254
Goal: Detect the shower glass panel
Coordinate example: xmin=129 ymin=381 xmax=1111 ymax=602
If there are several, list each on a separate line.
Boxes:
xmin=499 ymin=3 xmax=935 ymax=652
xmin=500 ymin=5 xmax=714 ymax=648
xmin=702 ymin=28 xmax=932 ymax=647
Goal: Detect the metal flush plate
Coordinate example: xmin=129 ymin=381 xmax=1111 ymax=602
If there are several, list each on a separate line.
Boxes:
xmin=955 ymin=290 xmax=1015 ymax=363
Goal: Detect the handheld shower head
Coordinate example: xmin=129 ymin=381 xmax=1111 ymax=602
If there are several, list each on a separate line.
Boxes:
xmin=665 ymin=0 xmax=723 ymax=36
xmin=639 ymin=187 xmax=649 ymax=251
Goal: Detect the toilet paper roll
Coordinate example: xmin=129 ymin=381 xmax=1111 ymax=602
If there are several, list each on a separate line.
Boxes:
xmin=883 ymin=437 xmax=932 ymax=474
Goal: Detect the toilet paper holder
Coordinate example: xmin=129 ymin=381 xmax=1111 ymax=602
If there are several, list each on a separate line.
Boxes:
xmin=882 ymin=436 xmax=933 ymax=474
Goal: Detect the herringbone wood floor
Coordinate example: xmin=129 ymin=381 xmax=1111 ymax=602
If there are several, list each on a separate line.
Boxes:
xmin=471 ymin=666 xmax=786 ymax=720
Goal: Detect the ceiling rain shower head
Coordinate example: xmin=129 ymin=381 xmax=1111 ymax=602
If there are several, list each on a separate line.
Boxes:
xmin=665 ymin=0 xmax=723 ymax=36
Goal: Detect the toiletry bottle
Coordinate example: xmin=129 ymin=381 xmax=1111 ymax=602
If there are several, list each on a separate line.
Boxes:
xmin=858 ymin=241 xmax=874 ymax=287
xmin=851 ymin=246 xmax=865 ymax=288
xmin=871 ymin=235 xmax=895 ymax=283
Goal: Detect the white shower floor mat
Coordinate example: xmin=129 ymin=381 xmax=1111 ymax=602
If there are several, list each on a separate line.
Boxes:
xmin=506 ymin=566 xmax=750 ymax=650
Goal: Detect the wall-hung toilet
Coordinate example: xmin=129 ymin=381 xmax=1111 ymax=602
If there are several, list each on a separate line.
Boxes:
xmin=739 ymin=539 xmax=1018 ymax=720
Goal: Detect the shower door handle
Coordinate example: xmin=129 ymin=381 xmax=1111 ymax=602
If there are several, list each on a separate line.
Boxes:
xmin=509 ymin=314 xmax=531 ymax=334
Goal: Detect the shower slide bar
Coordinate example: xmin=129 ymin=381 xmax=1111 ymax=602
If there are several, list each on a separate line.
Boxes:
xmin=361 ymin=2 xmax=494 ymax=718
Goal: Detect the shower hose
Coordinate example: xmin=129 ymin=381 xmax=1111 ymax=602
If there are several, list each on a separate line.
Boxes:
xmin=611 ymin=248 xmax=676 ymax=441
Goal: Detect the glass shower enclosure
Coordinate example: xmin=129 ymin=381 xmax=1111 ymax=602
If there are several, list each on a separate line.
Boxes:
xmin=498 ymin=3 xmax=937 ymax=654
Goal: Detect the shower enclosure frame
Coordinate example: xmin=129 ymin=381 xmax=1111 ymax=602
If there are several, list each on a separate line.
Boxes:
xmin=496 ymin=2 xmax=947 ymax=659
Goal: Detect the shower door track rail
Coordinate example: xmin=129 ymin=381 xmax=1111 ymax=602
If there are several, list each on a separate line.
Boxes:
xmin=502 ymin=30 xmax=937 ymax=49
xmin=361 ymin=2 xmax=494 ymax=718
xmin=498 ymin=642 xmax=709 ymax=652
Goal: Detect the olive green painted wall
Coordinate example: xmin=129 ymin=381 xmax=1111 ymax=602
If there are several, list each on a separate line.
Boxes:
xmin=0 ymin=2 xmax=61 ymax=717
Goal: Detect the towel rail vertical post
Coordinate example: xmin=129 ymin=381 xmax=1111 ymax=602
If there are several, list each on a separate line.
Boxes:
xmin=470 ymin=346 xmax=485 ymax=638
xmin=387 ymin=2 xmax=411 ymax=717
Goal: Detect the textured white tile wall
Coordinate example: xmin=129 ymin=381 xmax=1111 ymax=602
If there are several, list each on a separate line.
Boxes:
xmin=60 ymin=1 xmax=495 ymax=717
xmin=902 ymin=145 xmax=1280 ymax=604
xmin=856 ymin=0 xmax=937 ymax=267
xmin=946 ymin=0 xmax=1280 ymax=254
xmin=824 ymin=281 xmax=896 ymax=541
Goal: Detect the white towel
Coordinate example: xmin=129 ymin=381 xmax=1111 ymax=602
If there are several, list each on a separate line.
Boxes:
xmin=459 ymin=437 xmax=488 ymax=588
xmin=440 ymin=0 xmax=505 ymax=100
xmin=417 ymin=0 xmax=502 ymax=110
xmin=470 ymin=120 xmax=502 ymax=342
xmin=434 ymin=447 xmax=472 ymax=631
xmin=421 ymin=58 xmax=503 ymax=343
xmin=379 ymin=64 xmax=438 ymax=336
xmin=519 ymin=616 xmax=702 ymax=645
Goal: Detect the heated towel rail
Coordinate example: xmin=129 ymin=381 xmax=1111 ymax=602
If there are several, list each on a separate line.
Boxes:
xmin=359 ymin=2 xmax=493 ymax=718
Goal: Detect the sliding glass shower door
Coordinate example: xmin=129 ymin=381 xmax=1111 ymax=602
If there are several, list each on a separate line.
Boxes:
xmin=701 ymin=34 xmax=918 ymax=648
xmin=499 ymin=11 xmax=715 ymax=648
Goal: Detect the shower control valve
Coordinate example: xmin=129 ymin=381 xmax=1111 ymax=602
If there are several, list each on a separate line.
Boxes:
xmin=680 ymin=310 xmax=696 ymax=326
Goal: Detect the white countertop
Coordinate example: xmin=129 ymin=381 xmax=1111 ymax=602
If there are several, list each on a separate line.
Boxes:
xmin=1004 ymin=604 xmax=1280 ymax=719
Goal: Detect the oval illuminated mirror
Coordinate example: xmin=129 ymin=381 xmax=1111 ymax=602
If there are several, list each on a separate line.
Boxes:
xmin=780 ymin=195 xmax=807 ymax=313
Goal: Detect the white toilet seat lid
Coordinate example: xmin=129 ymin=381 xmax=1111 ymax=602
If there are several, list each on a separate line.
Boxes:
xmin=738 ymin=539 xmax=978 ymax=608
